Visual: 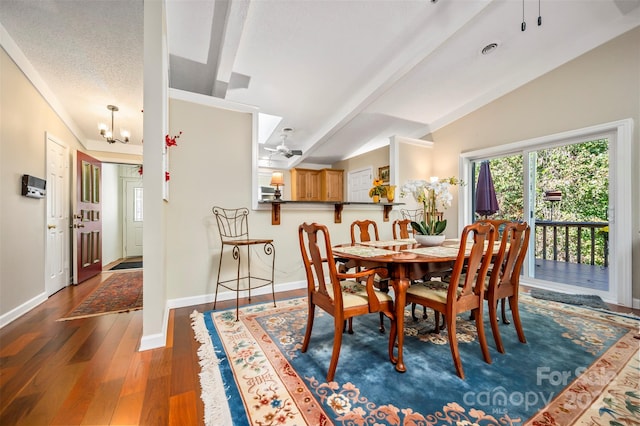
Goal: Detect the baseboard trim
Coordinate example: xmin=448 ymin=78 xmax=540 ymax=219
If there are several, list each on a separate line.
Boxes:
xmin=0 ymin=292 xmax=48 ymax=329
xmin=139 ymin=331 xmax=166 ymax=352
xmin=139 ymin=281 xmax=306 ymax=351
xmin=166 ymin=280 xmax=306 ymax=310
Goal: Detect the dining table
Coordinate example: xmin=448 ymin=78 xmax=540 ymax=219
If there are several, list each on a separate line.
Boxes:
xmin=332 ymin=238 xmax=466 ymax=373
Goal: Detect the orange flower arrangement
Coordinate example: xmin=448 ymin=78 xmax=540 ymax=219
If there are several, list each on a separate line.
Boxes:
xmin=369 ymin=178 xmax=386 ymax=198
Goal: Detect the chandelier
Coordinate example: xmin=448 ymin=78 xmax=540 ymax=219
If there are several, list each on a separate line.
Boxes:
xmin=99 ymin=105 xmax=129 ymax=144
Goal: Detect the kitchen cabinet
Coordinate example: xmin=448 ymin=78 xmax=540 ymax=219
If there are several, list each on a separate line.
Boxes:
xmin=321 ymin=169 xmax=343 ymax=202
xmin=291 ymin=168 xmax=321 ymax=201
xmin=290 ymin=168 xmax=343 ymax=201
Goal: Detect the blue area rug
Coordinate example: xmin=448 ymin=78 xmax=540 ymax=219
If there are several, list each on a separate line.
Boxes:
xmin=193 ymin=296 xmax=639 ymax=426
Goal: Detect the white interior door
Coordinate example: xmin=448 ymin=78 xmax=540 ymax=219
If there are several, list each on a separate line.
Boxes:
xmin=45 ymin=134 xmax=69 ymax=295
xmin=348 ymin=167 xmax=373 ymax=202
xmin=124 ymin=178 xmax=143 ymax=257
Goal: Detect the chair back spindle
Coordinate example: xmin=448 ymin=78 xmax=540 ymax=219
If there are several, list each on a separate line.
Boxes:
xmin=392 ymin=219 xmax=413 ymax=239
xmin=484 ymin=220 xmax=530 ymax=353
xmin=350 ymin=219 xmax=380 ymax=244
xmin=452 ymin=222 xmax=495 ymax=302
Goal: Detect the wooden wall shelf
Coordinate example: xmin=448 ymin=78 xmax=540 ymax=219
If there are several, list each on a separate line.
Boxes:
xmin=260 ymin=200 xmax=404 ymax=225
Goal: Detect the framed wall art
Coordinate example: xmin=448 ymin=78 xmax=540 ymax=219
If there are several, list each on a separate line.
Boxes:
xmin=379 ymin=165 xmax=390 ymax=183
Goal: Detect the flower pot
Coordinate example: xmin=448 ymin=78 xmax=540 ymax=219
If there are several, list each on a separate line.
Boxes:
xmin=372 ymin=195 xmax=380 ymax=203
xmin=415 ymin=234 xmax=446 ymax=246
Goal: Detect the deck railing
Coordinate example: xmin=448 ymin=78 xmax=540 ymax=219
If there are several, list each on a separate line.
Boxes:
xmin=535 ymin=220 xmax=609 ymax=267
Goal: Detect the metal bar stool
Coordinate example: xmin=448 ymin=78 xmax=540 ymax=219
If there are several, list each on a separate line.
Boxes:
xmin=212 ymin=206 xmax=276 ymax=320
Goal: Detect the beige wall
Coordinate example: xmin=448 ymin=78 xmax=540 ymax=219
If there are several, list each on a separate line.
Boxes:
xmin=427 ymin=27 xmax=640 ymax=299
xmin=0 ymin=48 xmax=81 ymax=315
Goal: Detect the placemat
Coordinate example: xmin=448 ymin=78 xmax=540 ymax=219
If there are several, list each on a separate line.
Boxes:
xmin=443 ymin=239 xmax=503 ymax=251
xmin=402 ymin=246 xmax=461 ymax=258
xmin=359 ymin=238 xmax=416 ymax=247
xmin=332 ymin=246 xmax=400 ymax=257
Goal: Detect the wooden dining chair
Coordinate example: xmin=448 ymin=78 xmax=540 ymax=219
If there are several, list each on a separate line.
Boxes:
xmin=484 ymin=221 xmax=530 ymax=353
xmin=298 ymin=222 xmax=397 ymax=382
xmin=349 ymin=219 xmax=390 ymax=332
xmin=394 ymin=217 xmax=437 ymax=321
xmin=392 ymin=218 xmax=413 ymax=239
xmin=400 ymin=210 xmax=450 ymax=320
xmin=405 ymin=222 xmax=496 ymax=379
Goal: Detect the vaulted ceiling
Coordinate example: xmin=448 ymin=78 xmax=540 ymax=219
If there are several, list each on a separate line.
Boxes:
xmin=1 ymin=0 xmax=638 ymax=167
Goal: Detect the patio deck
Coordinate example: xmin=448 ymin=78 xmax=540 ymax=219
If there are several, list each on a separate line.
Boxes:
xmin=534 ymin=259 xmax=608 ymax=292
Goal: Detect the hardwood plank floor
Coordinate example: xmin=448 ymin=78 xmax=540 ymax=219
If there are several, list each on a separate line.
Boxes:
xmin=0 ymin=274 xmax=635 ymax=425
xmin=0 ymin=272 xmax=304 ymax=425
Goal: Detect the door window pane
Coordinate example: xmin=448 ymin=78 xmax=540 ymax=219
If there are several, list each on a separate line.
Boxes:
xmin=471 ymin=155 xmax=523 ymax=221
xmin=134 ymin=187 xmax=143 ymax=222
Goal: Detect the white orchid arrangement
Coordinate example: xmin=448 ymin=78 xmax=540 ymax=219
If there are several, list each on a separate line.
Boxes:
xmin=400 ymin=177 xmax=463 ymax=235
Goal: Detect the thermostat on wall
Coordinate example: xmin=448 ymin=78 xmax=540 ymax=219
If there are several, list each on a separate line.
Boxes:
xmin=21 ymin=174 xmax=46 ymax=199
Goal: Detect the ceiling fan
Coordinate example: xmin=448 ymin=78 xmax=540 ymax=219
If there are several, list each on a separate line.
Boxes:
xmin=265 ymin=130 xmax=302 ymax=158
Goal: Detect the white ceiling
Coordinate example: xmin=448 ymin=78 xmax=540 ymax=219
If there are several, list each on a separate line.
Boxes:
xmin=1 ymin=0 xmax=639 ymax=167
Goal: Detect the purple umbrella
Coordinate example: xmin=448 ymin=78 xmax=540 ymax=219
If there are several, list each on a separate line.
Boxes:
xmin=475 ymin=161 xmax=499 ymax=218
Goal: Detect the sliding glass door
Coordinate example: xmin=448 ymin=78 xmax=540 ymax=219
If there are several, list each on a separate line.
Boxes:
xmin=460 ymin=120 xmax=632 ymax=306
xmin=470 ymin=140 xmax=609 ymax=294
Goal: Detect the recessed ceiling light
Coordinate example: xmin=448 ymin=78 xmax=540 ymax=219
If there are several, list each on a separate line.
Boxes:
xmin=481 ymin=43 xmax=499 ymax=55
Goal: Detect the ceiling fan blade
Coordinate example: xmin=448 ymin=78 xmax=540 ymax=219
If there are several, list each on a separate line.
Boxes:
xmin=284 ymin=150 xmax=302 ymax=158
xmin=264 ymin=147 xmax=277 ymax=152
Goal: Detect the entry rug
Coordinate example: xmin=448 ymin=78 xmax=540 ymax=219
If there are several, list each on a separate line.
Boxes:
xmin=59 ymin=271 xmax=143 ymax=320
xmin=529 ymin=288 xmax=610 ymax=310
xmin=109 ymin=260 xmax=143 ymax=270
xmin=192 ymin=296 xmax=639 ymax=426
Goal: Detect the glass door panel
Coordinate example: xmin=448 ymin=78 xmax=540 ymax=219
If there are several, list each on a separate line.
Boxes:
xmin=471 ymin=155 xmax=523 ymax=222
xmin=531 ymin=140 xmax=609 ymax=291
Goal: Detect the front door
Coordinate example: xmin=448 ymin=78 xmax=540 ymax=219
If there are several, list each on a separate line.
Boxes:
xmin=74 ymin=151 xmax=102 ymax=283
xmin=45 ymin=134 xmax=69 ymax=294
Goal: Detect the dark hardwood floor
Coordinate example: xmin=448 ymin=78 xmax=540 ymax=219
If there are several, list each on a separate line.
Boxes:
xmin=0 ymin=272 xmax=304 ymax=425
xmin=1 ymin=274 xmax=635 ymax=425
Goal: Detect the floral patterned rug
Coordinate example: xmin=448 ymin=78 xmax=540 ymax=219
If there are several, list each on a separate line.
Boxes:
xmin=59 ymin=271 xmax=143 ymax=320
xmin=191 ymin=295 xmax=639 ymax=426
